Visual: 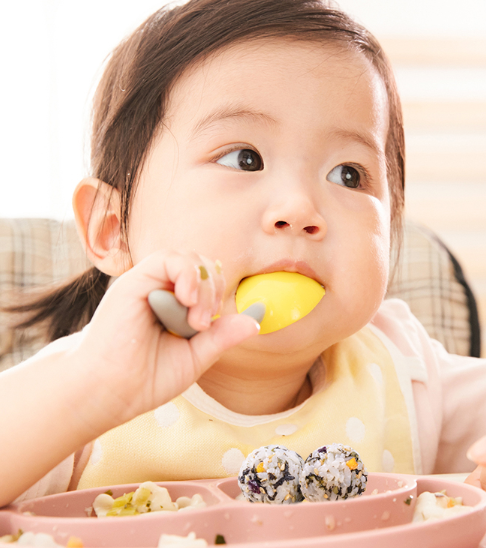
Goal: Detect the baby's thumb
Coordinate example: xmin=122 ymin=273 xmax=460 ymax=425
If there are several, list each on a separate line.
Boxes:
xmin=465 ymin=465 xmax=486 ymax=491
xmin=465 ymin=437 xmax=486 ymax=491
xmin=188 ymin=314 xmax=260 ymax=373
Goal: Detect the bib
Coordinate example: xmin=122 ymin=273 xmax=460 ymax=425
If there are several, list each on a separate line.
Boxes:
xmin=77 ymin=326 xmax=416 ymax=489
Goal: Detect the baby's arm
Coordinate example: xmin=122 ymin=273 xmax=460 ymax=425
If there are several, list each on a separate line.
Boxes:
xmin=0 ymin=250 xmax=259 ymax=506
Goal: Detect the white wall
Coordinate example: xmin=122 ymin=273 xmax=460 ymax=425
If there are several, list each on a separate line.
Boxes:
xmin=0 ymin=0 xmax=485 ymax=220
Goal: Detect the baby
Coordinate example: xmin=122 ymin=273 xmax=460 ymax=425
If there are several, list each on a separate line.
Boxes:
xmin=1 ymin=0 xmax=486 ymax=506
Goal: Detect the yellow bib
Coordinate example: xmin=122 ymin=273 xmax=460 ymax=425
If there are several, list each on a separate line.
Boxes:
xmin=77 ymin=326 xmax=415 ymax=489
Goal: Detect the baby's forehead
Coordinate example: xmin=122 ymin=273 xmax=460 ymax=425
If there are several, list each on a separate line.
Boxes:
xmin=165 ymin=38 xmax=389 ymax=142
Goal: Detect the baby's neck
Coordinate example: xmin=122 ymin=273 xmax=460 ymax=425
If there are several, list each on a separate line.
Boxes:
xmin=197 ymin=353 xmax=317 ymax=415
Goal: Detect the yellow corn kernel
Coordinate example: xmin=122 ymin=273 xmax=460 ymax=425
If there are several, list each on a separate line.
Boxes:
xmin=346 ymin=458 xmax=358 ymax=470
xmin=256 ymin=462 xmax=265 ymax=473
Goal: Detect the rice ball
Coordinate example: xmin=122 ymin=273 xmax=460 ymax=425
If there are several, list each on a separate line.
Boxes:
xmin=299 ymin=443 xmax=367 ymax=502
xmin=238 ymin=445 xmax=304 ymax=504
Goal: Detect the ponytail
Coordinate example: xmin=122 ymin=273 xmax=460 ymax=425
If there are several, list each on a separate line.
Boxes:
xmin=6 ymin=266 xmax=110 ymax=343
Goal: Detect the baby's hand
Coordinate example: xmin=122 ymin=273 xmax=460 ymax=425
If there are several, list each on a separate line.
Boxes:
xmin=465 ymin=437 xmax=486 ymax=490
xmin=71 ymin=251 xmax=259 ymax=434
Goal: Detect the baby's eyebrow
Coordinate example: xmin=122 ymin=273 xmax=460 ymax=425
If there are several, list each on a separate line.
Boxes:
xmin=190 ymin=105 xmax=278 ymax=140
xmin=329 ymin=128 xmax=385 ymax=160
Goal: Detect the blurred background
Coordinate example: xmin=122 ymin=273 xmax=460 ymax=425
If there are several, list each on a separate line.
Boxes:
xmin=0 ymin=0 xmax=485 ymax=347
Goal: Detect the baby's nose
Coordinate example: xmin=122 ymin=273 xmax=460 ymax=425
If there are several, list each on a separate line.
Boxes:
xmin=262 ymin=195 xmax=326 ymax=240
xmin=274 ymin=220 xmax=320 ymax=235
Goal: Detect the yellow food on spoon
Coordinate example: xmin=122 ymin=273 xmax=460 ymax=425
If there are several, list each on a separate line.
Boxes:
xmin=235 ymin=272 xmax=325 ymax=334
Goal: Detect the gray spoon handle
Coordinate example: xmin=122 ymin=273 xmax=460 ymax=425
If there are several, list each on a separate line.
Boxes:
xmin=148 ymin=290 xmax=265 ymax=339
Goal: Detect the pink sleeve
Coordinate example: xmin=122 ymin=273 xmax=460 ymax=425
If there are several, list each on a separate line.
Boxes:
xmin=372 ymin=299 xmax=486 ymax=474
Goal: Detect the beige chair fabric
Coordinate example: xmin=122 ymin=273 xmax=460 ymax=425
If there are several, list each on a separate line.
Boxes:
xmin=388 ymin=221 xmax=479 ymax=358
xmin=0 ymin=218 xmax=88 ymax=371
xmin=0 ymin=217 xmax=480 ymax=372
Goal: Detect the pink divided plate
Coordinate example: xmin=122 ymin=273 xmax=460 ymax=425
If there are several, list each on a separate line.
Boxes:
xmin=1 ymin=473 xmax=486 ymax=548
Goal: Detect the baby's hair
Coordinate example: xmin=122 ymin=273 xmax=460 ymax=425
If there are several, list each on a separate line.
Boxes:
xmin=9 ymin=0 xmax=405 ymax=342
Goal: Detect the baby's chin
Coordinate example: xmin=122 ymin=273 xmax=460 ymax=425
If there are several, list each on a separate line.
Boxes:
xmin=236 ymin=313 xmax=341 ymax=356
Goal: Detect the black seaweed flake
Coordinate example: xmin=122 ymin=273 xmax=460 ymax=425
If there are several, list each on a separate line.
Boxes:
xmin=215 ymin=534 xmax=227 ymax=544
xmin=404 ymin=496 xmax=413 ymax=505
xmin=238 ymin=468 xmax=250 ymax=484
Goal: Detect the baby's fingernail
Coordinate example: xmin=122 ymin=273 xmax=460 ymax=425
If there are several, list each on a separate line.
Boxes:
xmin=199 ymin=310 xmax=212 ymax=328
xmin=199 ymin=265 xmax=209 ymax=280
xmin=467 ymin=438 xmax=486 ymax=463
xmin=190 ymin=288 xmax=198 ymax=304
xmin=212 ymin=299 xmax=223 ymax=317
xmin=215 ymin=260 xmax=223 ymax=274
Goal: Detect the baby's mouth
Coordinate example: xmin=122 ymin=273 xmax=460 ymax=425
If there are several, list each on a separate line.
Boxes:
xmin=235 ymin=271 xmax=325 ymax=335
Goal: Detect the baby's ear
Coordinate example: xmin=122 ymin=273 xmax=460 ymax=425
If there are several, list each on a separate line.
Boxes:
xmin=72 ymin=178 xmax=131 ymax=276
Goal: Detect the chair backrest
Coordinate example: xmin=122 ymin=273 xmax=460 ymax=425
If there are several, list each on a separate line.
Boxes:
xmin=0 ymin=217 xmax=480 ymax=371
xmin=388 ymin=221 xmax=480 ymax=358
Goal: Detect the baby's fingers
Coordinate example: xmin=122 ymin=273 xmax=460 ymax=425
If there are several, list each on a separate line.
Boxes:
xmin=467 ymin=436 xmax=486 ymax=466
xmin=182 ymin=259 xmax=225 ymax=332
xmin=464 ymin=465 xmax=486 ymax=491
xmin=188 ymin=314 xmax=260 ymax=376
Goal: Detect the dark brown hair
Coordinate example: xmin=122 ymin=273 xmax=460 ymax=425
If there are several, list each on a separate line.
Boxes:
xmin=10 ymin=0 xmax=405 ymax=342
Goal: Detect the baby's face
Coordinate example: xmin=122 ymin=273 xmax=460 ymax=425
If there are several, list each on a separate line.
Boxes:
xmin=129 ymin=39 xmax=390 ymax=354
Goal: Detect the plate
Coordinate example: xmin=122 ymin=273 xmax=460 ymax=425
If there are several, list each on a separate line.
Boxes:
xmin=1 ymin=473 xmax=485 ymax=547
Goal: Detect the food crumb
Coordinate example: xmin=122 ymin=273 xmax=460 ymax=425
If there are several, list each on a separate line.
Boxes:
xmin=325 ymin=515 xmax=335 ymax=531
xmin=250 ymin=515 xmax=263 ymax=525
xmin=381 ymin=511 xmax=390 ymax=521
xmin=214 ymin=534 xmax=226 ymax=545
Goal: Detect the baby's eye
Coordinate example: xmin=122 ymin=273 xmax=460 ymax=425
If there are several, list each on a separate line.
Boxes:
xmin=326 ymin=165 xmax=361 ymax=189
xmin=216 ymin=149 xmax=263 ymax=171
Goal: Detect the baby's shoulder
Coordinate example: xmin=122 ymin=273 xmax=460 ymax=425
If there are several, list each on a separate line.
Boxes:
xmin=371 ymin=298 xmax=435 ymax=366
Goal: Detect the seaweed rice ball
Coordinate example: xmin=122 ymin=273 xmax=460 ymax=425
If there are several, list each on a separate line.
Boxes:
xmin=299 ymin=443 xmax=367 ymax=501
xmin=238 ymin=445 xmax=304 ymax=504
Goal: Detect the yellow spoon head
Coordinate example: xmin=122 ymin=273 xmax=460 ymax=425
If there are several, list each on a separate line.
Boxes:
xmin=235 ymin=272 xmax=325 ymax=334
